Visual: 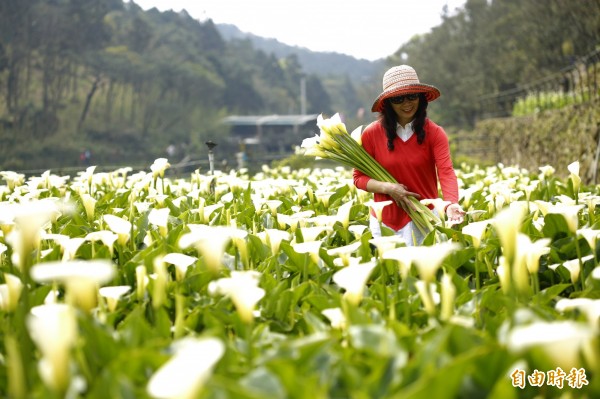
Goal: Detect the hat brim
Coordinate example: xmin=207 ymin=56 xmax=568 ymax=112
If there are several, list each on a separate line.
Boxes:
xmin=371 ymin=84 xmax=440 ymax=112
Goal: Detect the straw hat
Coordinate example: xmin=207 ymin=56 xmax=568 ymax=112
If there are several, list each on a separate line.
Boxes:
xmin=371 ymin=65 xmax=441 ymax=112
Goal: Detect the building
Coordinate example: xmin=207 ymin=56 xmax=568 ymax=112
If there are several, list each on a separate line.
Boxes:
xmin=222 ymin=114 xmax=319 ymax=157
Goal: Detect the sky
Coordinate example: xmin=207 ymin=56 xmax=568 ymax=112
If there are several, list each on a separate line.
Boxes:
xmin=129 ymin=0 xmax=467 ymax=61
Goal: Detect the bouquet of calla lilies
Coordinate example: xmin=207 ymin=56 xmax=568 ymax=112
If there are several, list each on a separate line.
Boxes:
xmin=301 ymin=113 xmax=440 ymax=235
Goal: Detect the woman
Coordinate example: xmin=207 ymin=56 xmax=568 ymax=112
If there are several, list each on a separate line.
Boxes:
xmin=353 ymin=65 xmax=464 ymax=245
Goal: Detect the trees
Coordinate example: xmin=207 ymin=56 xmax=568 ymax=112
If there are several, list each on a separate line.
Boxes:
xmin=392 ymin=0 xmax=600 ymax=127
xmin=0 ymin=1 xmax=336 ymax=170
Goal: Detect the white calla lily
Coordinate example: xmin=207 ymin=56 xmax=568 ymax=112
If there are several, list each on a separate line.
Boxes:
xmin=147 ymin=337 xmax=224 ymax=399
xmin=332 ymin=261 xmax=377 ymax=305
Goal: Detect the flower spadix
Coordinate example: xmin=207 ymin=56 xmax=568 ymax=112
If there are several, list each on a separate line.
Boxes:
xmin=30 ymin=260 xmax=116 ymax=312
xmin=332 ymin=261 xmax=377 ymax=305
xmin=147 ymin=337 xmax=225 ymax=399
xmin=208 ymin=271 xmax=265 ymax=323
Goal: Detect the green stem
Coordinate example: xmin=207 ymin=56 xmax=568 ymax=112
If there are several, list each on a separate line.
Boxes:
xmin=531 ymin=272 xmax=540 ymax=294
xmin=575 ymin=235 xmax=585 ymax=291
xmin=474 ymin=252 xmax=481 ymax=290
xmin=379 ymin=259 xmax=389 ymax=319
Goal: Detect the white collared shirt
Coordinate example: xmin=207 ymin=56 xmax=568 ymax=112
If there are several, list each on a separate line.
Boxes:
xmin=396 ymin=121 xmax=414 ymax=142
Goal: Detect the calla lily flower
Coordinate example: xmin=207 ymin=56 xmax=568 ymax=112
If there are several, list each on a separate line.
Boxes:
xmin=147 ymin=337 xmax=225 ymax=399
xmin=556 ymin=298 xmax=600 ymax=329
xmin=440 ymin=273 xmax=456 ymax=321
xmin=292 ymin=185 xmax=309 ymax=203
xmin=364 ymin=200 xmax=393 ymax=223
xmin=538 ymin=165 xmax=555 ymax=178
xmin=202 ymin=203 xmax=224 ymax=222
xmin=292 ymin=240 xmax=323 ymax=265
xmin=496 ymin=257 xmax=510 ymax=294
xmin=332 ymin=261 xmax=377 ymax=305
xmin=0 ymin=171 xmax=25 ymax=190
xmin=335 ymin=199 xmax=354 ymax=229
xmin=0 ymin=273 xmax=23 ymax=312
xmin=577 ymin=228 xmax=600 ymax=251
xmin=322 ymin=307 xmax=347 ymax=330
xmin=516 ymin=234 xmax=551 ymax=274
xmin=148 ymin=208 xmax=170 ymax=237
xmin=327 ymin=241 xmax=362 ymax=267
xmin=415 ymin=280 xmax=437 ymax=316
xmin=461 ymin=220 xmax=490 ymax=248
xmin=264 ymin=200 xmax=282 ymax=216
xmin=163 ymin=253 xmax=197 ymax=281
xmin=179 ymin=225 xmax=233 ymax=273
xmin=420 ymin=198 xmax=451 ymax=220
xmin=492 ymin=202 xmax=527 ymax=265
xmin=3 ymin=199 xmax=62 ymax=271
xmin=150 ymin=158 xmax=170 ymax=179
xmin=549 ymin=258 xmax=583 ymax=284
xmin=99 ymin=285 xmax=131 ymax=312
xmin=298 ymin=226 xmax=330 ymax=242
xmin=506 ymin=320 xmax=595 ymax=370
xmin=136 ymin=265 xmax=149 ymax=301
xmin=567 ymin=161 xmax=581 ymax=197
xmin=208 ymin=271 xmax=265 ymax=323
xmin=369 ymin=235 xmax=406 ymax=257
xmin=348 ymin=224 xmax=368 ymax=237
xmin=27 ymin=304 xmax=77 ymax=394
xmin=350 ymin=125 xmax=364 ymax=145
xmin=80 ymin=193 xmax=96 ymax=221
xmin=30 ymin=260 xmax=116 ymax=312
xmin=103 ymin=214 xmax=132 ymax=246
xmin=546 ymin=203 xmax=584 ymax=233
xmin=382 ymin=241 xmax=459 ymax=283
xmin=259 ymin=229 xmax=291 ymax=254
xmin=85 ymin=230 xmax=119 ymax=256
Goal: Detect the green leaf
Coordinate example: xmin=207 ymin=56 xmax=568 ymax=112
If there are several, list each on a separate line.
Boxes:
xmin=532 ymin=283 xmax=570 ymax=305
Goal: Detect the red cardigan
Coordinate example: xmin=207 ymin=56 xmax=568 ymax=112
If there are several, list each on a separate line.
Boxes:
xmin=353 ymin=119 xmax=459 ymax=231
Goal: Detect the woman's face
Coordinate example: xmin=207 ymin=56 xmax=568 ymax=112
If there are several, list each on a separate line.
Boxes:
xmin=389 ymin=93 xmax=420 ymax=125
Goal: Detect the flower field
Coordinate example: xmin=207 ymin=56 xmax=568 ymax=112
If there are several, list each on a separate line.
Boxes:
xmin=0 ymin=159 xmax=599 ymax=399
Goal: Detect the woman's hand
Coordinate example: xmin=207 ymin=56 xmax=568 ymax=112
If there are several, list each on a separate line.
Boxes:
xmin=446 ymin=203 xmax=465 ymax=224
xmin=385 ymin=183 xmax=421 ymax=212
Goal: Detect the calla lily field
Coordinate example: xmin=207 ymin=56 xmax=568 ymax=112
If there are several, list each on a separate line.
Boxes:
xmin=0 ymin=129 xmax=600 ymax=398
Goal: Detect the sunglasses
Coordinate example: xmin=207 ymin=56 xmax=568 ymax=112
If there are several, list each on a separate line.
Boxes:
xmin=389 ymin=93 xmax=420 ymax=104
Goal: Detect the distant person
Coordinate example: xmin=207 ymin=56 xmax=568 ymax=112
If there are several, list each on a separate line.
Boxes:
xmin=353 ymin=65 xmax=464 ymax=245
xmin=80 ymin=149 xmax=92 ymax=166
xmin=166 ymin=144 xmax=177 ymax=158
